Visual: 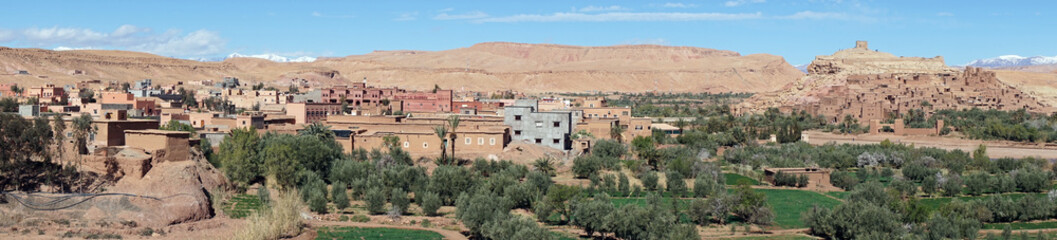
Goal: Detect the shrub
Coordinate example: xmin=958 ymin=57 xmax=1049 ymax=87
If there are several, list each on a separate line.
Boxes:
xmin=572 ymin=155 xmax=602 ymax=179
xmin=257 ymin=186 xmax=271 ymax=205
xmin=641 ymin=171 xmax=659 ymax=191
xmin=941 ymin=173 xmax=964 ymax=197
xmin=331 ymin=182 xmax=350 ymax=211
xmin=232 ymin=190 xmax=304 ymax=240
xmin=365 ymin=188 xmax=387 ymax=215
xmin=618 ymin=173 xmax=630 ymax=196
xmin=665 ymin=170 xmax=688 ymax=197
xmin=964 ymin=172 xmax=990 ymax=196
xmin=390 ymin=188 xmax=410 ymax=215
xmin=830 ymin=170 xmax=859 ymax=190
xmin=419 ymin=191 xmax=442 ymax=216
xmin=351 ymin=215 xmax=370 ymax=222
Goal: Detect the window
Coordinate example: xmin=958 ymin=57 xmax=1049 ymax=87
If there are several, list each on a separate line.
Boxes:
xmin=490 ymin=138 xmax=496 ymax=145
xmin=465 ymin=137 xmax=472 ymax=145
xmin=478 ymin=137 xmax=484 ymax=145
xmin=535 ymin=138 xmax=542 ymax=144
xmin=403 ymin=142 xmax=410 ymax=148
xmin=423 ymin=142 xmax=429 ymax=148
xmin=514 ymin=115 xmax=522 ymax=121
xmin=514 ymin=130 xmax=521 ymax=136
xmin=552 ymin=139 xmax=560 ymax=144
xmin=622 ymin=111 xmax=629 ymax=116
xmin=553 ymin=121 xmax=560 ymax=127
xmin=535 ymin=121 xmax=543 ymax=128
xmin=635 ymin=125 xmax=643 ymax=130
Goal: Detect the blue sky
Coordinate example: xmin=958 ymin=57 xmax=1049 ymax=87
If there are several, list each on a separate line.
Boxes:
xmin=0 ymin=0 xmax=1051 ymax=65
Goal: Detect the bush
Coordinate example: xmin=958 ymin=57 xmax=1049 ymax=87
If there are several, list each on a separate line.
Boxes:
xmin=390 ymin=188 xmax=410 ymax=215
xmin=941 ymin=173 xmax=964 ymax=197
xmin=232 ymin=190 xmax=304 ymax=240
xmin=257 ymin=186 xmax=271 ymax=205
xmin=665 ymin=170 xmax=687 ymax=197
xmin=688 ymin=198 xmax=711 ymax=225
xmin=965 ymin=172 xmax=990 ymax=196
xmin=1015 ymin=168 xmax=1050 ymax=192
xmin=693 ymin=175 xmax=720 ymax=198
xmin=641 ymin=171 xmax=659 ymax=191
xmin=419 ymin=191 xmax=442 ymax=216
xmin=830 ymin=170 xmax=859 ymax=190
xmin=429 ymin=165 xmax=475 ymax=205
xmin=570 ymin=198 xmax=615 ymax=237
xmin=351 ymin=215 xmax=370 ymax=222
xmin=365 ymin=188 xmax=387 ymax=215
xmin=572 ymin=156 xmax=602 ymax=179
xmin=331 ymin=182 xmax=349 ymax=211
xmin=992 ymin=174 xmax=1016 ymax=193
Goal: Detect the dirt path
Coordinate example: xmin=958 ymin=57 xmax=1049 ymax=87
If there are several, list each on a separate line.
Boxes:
xmin=306 ymin=220 xmax=468 ymax=240
xmin=805 ymin=131 xmax=1057 ymax=159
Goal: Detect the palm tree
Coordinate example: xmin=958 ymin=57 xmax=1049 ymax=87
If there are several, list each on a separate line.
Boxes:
xmin=447 ymin=115 xmax=461 ymax=160
xmin=609 ymin=124 xmax=625 ymax=143
xmin=433 ymin=125 xmax=448 ymax=163
xmin=532 ymin=158 xmax=556 ymax=176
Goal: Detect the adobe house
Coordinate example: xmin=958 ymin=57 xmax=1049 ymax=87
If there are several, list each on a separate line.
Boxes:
xmin=124 ymin=129 xmax=191 ymax=163
xmin=763 ymin=167 xmax=833 ymax=190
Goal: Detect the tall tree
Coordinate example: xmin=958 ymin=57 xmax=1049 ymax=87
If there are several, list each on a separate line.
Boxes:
xmin=52 ymin=114 xmax=66 ymax=158
xmin=610 ymin=124 xmax=625 ymax=143
xmin=72 ymin=114 xmax=95 ymax=155
xmin=447 ymin=115 xmax=460 ymax=160
xmin=433 ymin=125 xmax=448 ymax=163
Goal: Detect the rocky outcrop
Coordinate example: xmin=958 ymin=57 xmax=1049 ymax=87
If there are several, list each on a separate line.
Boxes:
xmin=739 ymin=41 xmax=1051 ymax=122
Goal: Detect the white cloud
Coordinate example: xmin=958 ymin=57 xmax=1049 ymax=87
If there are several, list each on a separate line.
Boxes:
xmin=725 ymin=0 xmax=766 ymax=7
xmin=53 ymin=46 xmax=96 ymax=51
xmin=311 ymin=11 xmax=355 ymax=19
xmin=777 ymin=11 xmax=874 ymax=22
xmin=577 ymin=5 xmax=628 ymax=12
xmin=937 ymin=12 xmax=954 ymax=17
xmin=474 ymin=12 xmax=763 ymax=23
xmin=3 ymin=25 xmax=227 ymax=57
xmin=434 ymin=11 xmax=489 ymax=20
xmin=439 ymin=8 xmax=454 ymax=12
xmin=661 ymin=3 xmax=697 ymax=8
xmin=395 ymin=12 xmax=419 ymax=21
xmin=621 ymin=38 xmax=670 ymax=45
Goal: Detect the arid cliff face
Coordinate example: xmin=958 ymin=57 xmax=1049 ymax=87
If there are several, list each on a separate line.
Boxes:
xmin=0 ymin=42 xmax=804 ymax=93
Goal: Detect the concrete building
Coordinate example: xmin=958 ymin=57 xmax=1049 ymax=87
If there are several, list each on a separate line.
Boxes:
xmin=504 ymin=100 xmax=573 ymax=150
xmin=397 ymin=90 xmax=453 ymax=113
xmin=28 ymin=84 xmax=67 ymax=104
xmin=125 ymin=130 xmax=191 ymax=163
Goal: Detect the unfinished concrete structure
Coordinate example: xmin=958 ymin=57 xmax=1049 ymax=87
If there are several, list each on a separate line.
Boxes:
xmin=504 ymin=100 xmax=573 ymax=150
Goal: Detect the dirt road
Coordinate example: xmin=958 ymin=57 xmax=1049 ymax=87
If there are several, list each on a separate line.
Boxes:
xmin=805 ymin=131 xmax=1057 ymax=159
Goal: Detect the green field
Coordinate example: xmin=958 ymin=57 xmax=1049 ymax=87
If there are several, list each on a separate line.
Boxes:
xmin=825 ymin=191 xmax=849 ymax=199
xmin=315 ymin=226 xmax=444 ymax=240
xmin=610 ymin=188 xmax=841 ymax=229
xmin=919 ymin=193 xmax=1045 ymax=211
xmin=984 ymin=221 xmax=1057 ymax=230
xmin=725 ymin=173 xmax=761 ymax=185
xmin=220 ymin=194 xmax=266 ymax=219
xmin=756 ymin=189 xmax=843 ymax=228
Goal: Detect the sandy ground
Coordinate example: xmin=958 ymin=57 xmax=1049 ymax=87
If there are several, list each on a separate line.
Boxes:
xmin=805 ymin=131 xmax=1057 ymax=159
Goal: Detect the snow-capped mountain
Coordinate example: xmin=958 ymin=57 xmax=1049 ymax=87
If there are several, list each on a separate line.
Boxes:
xmin=225 ymin=53 xmax=317 ymax=63
xmin=187 ymin=53 xmax=318 ymax=62
xmin=966 ymin=55 xmax=1057 ymax=68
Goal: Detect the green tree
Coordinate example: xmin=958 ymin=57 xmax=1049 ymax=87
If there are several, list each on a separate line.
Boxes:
xmin=429 ymin=165 xmax=475 ymax=205
xmin=52 ymin=114 xmax=66 ymax=158
xmin=332 ymin=181 xmax=350 ymax=211
xmin=456 ymin=189 xmax=505 ymax=237
xmin=0 ymin=97 xmax=17 ymax=112
xmin=572 ymin=155 xmax=601 ymax=179
xmin=532 ymin=158 xmax=556 ymax=176
xmin=610 ymin=124 xmax=626 ymax=143
xmin=390 ymin=188 xmax=410 ymax=215
xmin=159 ymin=119 xmax=196 ymax=134
xmin=571 ymin=197 xmax=615 ymax=237
xmin=641 ymin=171 xmax=659 ymax=191
xmin=72 ymin=113 xmax=95 ymax=155
xmin=365 ymin=187 xmax=387 ymax=215
xmin=217 ymin=127 xmax=262 ymax=190
xmin=666 ymin=170 xmax=688 ymax=197
xmin=618 ymin=173 xmax=630 ymax=196
xmin=419 ymin=191 xmax=442 ymax=216
xmin=433 ymin=125 xmax=448 ymax=163
xmin=447 ymin=115 xmax=460 ymax=160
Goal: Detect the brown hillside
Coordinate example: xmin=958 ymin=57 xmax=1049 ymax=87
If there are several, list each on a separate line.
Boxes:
xmin=0 ymin=43 xmax=803 ymax=93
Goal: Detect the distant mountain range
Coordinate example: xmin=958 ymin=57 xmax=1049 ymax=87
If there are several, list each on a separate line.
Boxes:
xmin=190 ymin=53 xmax=317 ymax=63
xmin=966 ymin=55 xmax=1057 ymax=68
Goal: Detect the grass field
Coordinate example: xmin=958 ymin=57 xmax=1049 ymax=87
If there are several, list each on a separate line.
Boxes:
xmin=756 ymin=189 xmax=843 ymax=228
xmin=725 ymin=173 xmax=761 ymax=186
xmin=610 ymin=188 xmax=840 ymax=229
xmin=315 ymin=226 xmax=444 ymax=240
xmin=825 ymin=191 xmax=849 ymax=199
xmin=984 ymin=221 xmax=1057 ymax=230
xmin=919 ymin=193 xmax=1046 ymax=211
xmin=220 ymin=194 xmax=266 ymax=219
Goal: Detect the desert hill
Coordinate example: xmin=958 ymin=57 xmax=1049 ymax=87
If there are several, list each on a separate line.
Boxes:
xmin=0 ymin=42 xmax=804 ymax=93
